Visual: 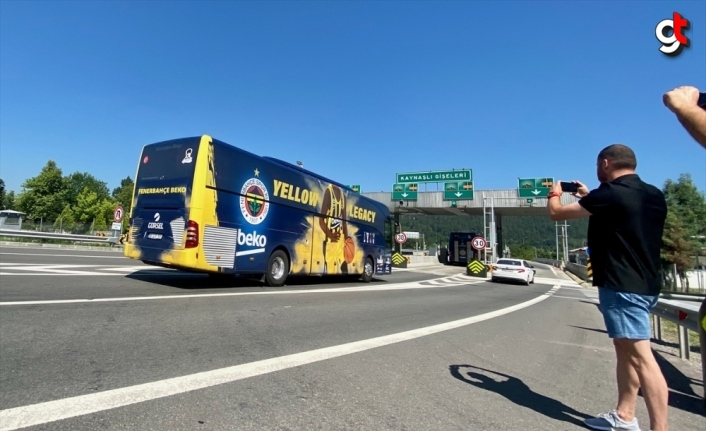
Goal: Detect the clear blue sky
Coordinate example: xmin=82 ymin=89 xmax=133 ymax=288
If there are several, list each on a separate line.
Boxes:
xmin=1 ymin=0 xmax=705 ymax=196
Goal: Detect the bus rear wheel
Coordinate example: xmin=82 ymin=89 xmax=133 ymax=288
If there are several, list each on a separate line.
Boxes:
xmin=266 ymin=250 xmax=289 ymax=287
xmin=361 ymin=257 xmax=374 ymax=283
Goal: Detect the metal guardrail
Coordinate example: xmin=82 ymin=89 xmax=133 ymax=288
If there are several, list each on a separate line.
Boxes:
xmin=659 ymin=291 xmax=706 ymax=302
xmin=0 ymin=228 xmax=119 ymax=245
xmin=651 ymin=297 xmax=706 ymax=408
xmin=651 ymin=299 xmax=699 ymax=357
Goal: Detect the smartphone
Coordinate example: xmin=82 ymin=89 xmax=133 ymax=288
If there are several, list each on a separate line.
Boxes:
xmin=699 ymin=92 xmax=706 ymax=109
xmin=560 ymin=181 xmax=579 ymax=193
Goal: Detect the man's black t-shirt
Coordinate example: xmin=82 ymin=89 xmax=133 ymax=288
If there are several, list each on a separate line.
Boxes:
xmin=578 ymin=174 xmax=667 ymax=296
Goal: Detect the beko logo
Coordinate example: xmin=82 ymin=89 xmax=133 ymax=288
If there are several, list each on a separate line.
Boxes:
xmin=238 ymin=230 xmax=267 ymax=247
xmin=148 ymin=213 xmax=164 ymax=230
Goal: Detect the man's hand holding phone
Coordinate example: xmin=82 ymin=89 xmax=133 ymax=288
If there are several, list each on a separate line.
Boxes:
xmin=553 ymin=180 xmax=589 ymax=198
xmin=663 ymin=86 xmax=706 ymax=114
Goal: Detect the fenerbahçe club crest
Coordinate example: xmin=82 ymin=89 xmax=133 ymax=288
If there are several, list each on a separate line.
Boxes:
xmin=240 ymin=177 xmax=270 ymax=225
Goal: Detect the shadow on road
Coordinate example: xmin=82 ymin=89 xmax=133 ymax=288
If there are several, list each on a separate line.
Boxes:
xmin=650 ymin=351 xmax=705 ymax=417
xmin=569 ymin=325 xmax=608 ymax=335
xmin=124 ymin=271 xmax=388 ymax=290
xmin=449 ymin=364 xmax=592 ymax=427
xmin=579 ymin=299 xmax=600 ymax=308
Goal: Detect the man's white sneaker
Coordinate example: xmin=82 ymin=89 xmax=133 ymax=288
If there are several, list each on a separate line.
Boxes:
xmin=584 ymin=410 xmax=641 ymax=431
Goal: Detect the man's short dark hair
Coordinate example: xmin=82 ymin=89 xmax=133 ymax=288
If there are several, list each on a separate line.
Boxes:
xmin=598 ymin=144 xmax=637 ymax=170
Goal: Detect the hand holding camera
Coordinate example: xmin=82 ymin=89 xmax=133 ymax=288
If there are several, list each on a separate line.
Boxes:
xmin=552 ymin=180 xmax=589 ymax=198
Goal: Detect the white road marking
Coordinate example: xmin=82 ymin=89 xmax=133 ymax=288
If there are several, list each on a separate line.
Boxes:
xmin=0 ymin=263 xmax=94 ymax=267
xmin=0 ymin=263 xmax=172 ymax=276
xmin=533 ymin=277 xmax=580 ymax=287
xmin=0 ymin=252 xmax=126 ymax=259
xmin=0 ymin=272 xmax=187 ymax=277
xmin=95 ymin=266 xmax=171 ymax=272
xmin=0 ymin=278 xmax=486 ymax=306
xmin=0 ymin=265 xmax=112 ymax=275
xmin=550 ymin=294 xmax=592 ymax=300
xmin=0 ymin=286 xmax=556 ymax=431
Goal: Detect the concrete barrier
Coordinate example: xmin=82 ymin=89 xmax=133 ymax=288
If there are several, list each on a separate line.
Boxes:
xmin=407 ymin=255 xmax=442 ymax=265
xmin=532 ymin=258 xmax=562 ymax=267
xmin=565 ymin=262 xmax=592 ymax=282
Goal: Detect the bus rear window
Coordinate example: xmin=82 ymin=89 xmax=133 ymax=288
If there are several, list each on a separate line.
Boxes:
xmin=136 ymin=138 xmax=199 ymax=182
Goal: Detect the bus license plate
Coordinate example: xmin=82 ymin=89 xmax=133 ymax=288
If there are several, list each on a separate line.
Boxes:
xmin=147 ymin=233 xmax=163 ymax=240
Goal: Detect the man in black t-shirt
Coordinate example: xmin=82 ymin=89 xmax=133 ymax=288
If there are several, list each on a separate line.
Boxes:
xmin=547 ymin=144 xmax=669 ymax=431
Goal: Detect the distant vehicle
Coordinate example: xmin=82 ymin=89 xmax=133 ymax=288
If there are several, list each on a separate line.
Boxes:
xmin=491 ymin=259 xmax=536 ymax=285
xmin=442 ymin=231 xmax=481 ymax=265
xmin=123 ymin=135 xmax=394 ymax=286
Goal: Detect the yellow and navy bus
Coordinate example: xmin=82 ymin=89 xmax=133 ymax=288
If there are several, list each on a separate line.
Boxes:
xmin=124 ymin=135 xmax=393 ymax=286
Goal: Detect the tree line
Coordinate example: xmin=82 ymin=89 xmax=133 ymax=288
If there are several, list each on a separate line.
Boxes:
xmin=0 ymin=161 xmax=134 ymax=233
xmin=1 ymin=161 xmax=704 ymax=286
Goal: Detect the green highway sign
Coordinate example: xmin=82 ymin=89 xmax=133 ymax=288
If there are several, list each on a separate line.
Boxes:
xmin=443 ymin=181 xmax=474 ymax=200
xmin=392 ymin=183 xmax=418 ymax=200
xmin=349 ymin=185 xmax=361 ymax=193
xmin=518 ymin=177 xmax=554 ymax=198
xmin=396 ymin=170 xmax=471 ymax=184
xmin=526 ymin=198 xmax=534 ymax=204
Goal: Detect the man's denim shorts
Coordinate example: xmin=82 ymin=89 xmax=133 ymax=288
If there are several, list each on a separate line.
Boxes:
xmin=597 ymin=288 xmax=659 ymax=340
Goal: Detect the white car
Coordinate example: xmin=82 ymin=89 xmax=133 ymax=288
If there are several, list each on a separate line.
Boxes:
xmin=491 ymin=258 xmax=536 ymax=285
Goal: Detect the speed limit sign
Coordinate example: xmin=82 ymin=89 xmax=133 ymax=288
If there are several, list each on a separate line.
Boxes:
xmin=394 ymin=232 xmax=407 ymax=244
xmin=471 ymin=236 xmax=487 ymax=250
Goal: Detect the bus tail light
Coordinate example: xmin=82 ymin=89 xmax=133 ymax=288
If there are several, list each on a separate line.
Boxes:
xmin=185 ymin=220 xmax=199 ymax=248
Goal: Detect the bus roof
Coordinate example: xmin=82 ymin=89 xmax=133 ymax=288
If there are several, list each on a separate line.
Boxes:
xmin=207 ymin=137 xmax=391 ymax=217
xmin=262 ymin=156 xmax=355 ymax=193
xmin=142 ymin=136 xmax=391 ymax=217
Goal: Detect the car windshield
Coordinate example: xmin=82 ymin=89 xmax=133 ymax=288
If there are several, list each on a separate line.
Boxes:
xmin=497 ymin=259 xmax=521 ymax=266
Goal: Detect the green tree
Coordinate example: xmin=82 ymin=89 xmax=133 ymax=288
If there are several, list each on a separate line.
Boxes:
xmin=0 ymin=178 xmax=5 ymax=209
xmin=73 ymin=186 xmax=115 ymax=228
xmin=508 ymin=243 xmax=535 ymax=260
xmin=15 ymin=161 xmax=67 ymax=221
xmin=3 ymin=191 xmax=16 ymax=210
xmin=661 ymin=210 xmax=693 ymax=290
xmin=54 ymin=205 xmax=76 ymax=233
xmin=662 ymin=173 xmax=706 ymax=239
xmin=64 ymin=172 xmax=110 ymax=207
xmin=661 ymin=174 xmax=706 ymax=290
xmin=111 ymin=176 xmax=134 ymax=210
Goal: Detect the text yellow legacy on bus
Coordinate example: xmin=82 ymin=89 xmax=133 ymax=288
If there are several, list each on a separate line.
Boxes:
xmin=273 ymin=179 xmax=376 ymax=223
xmin=137 ymin=186 xmax=187 ymax=195
xmin=273 ymin=180 xmax=320 ymax=207
xmin=348 ymin=205 xmax=376 ymax=223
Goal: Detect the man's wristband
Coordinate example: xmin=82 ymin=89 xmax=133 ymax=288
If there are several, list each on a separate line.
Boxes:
xmin=547 ymin=192 xmax=561 ymax=199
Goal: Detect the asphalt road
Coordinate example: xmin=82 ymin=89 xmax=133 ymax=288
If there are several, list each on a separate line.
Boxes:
xmin=0 ymin=245 xmax=703 ymax=431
